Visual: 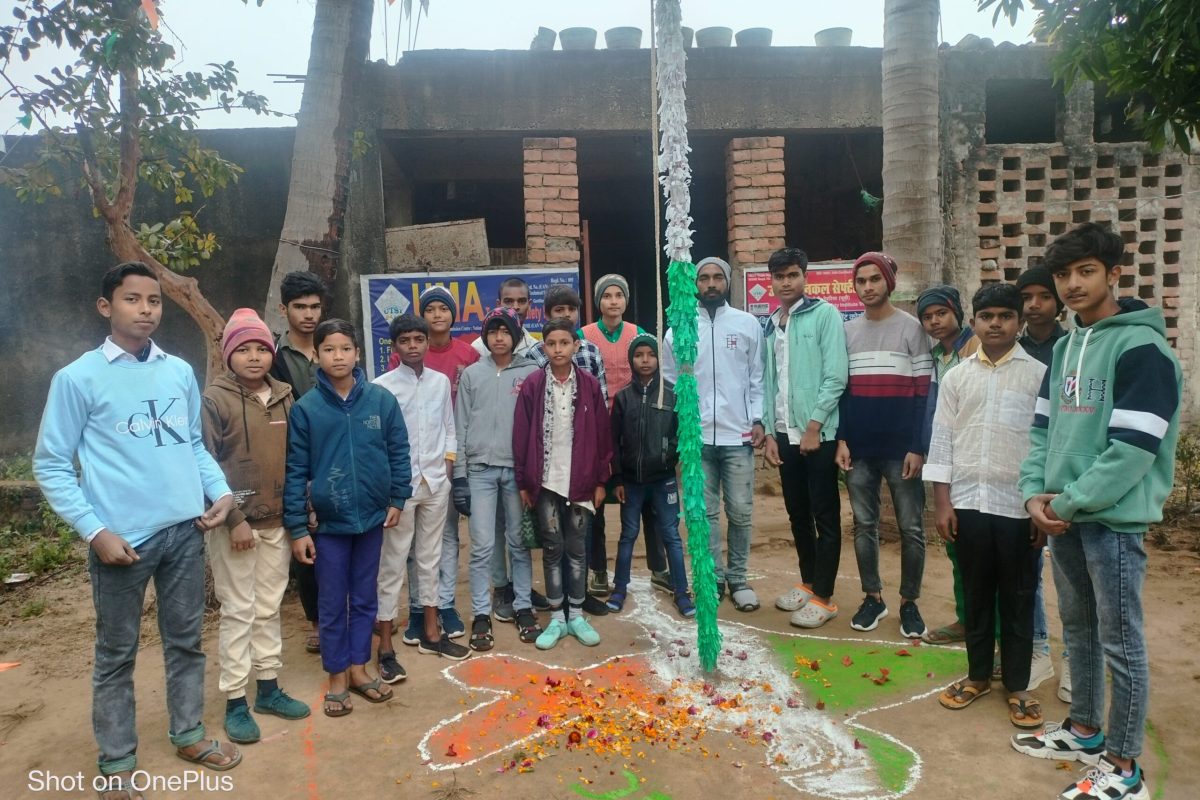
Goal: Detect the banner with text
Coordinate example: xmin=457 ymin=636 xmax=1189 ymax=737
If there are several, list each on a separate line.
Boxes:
xmin=744 ymin=262 xmax=864 ymax=327
xmin=360 ymin=267 xmax=580 ymax=379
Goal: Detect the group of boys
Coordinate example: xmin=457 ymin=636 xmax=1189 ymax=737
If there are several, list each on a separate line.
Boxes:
xmin=32 ymin=218 xmax=1180 ymax=800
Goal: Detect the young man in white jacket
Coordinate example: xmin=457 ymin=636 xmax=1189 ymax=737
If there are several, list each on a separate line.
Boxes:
xmin=662 ymin=257 xmax=766 ymax=611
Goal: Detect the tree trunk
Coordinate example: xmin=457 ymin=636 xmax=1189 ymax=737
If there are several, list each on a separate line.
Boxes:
xmin=264 ymin=0 xmax=374 ymax=331
xmin=882 ymin=0 xmax=943 ymax=301
xmin=106 ymin=223 xmax=228 ymax=383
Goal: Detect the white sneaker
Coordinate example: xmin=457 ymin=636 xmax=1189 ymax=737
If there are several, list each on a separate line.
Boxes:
xmin=775 ymin=586 xmax=813 ymax=612
xmin=790 ymin=600 xmax=838 ymax=629
xmin=1028 ymin=650 xmax=1055 ymax=691
xmin=1058 ymin=657 xmax=1072 ymax=703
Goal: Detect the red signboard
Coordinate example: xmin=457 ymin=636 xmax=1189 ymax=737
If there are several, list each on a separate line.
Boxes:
xmin=744 ymin=262 xmax=864 ymax=324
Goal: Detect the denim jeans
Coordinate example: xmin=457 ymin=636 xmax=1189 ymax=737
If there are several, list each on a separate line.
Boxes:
xmin=90 ymin=520 xmax=207 ymax=775
xmin=776 ymin=436 xmax=842 ymax=599
xmin=537 ymin=489 xmax=592 ymax=609
xmin=614 ymin=478 xmax=689 ymax=596
xmin=436 ymin=507 xmax=462 ymax=610
xmin=1050 ymin=522 xmax=1148 ymax=759
xmin=490 ymin=502 xmax=510 ymax=587
xmin=845 ymin=457 xmax=926 ymax=600
xmin=468 ymin=465 xmax=532 ymax=614
xmin=314 ymin=527 xmax=383 ymax=674
xmin=700 ymin=444 xmax=755 ymax=586
xmin=587 ymin=500 xmax=665 ymax=576
xmin=1032 ymin=550 xmax=1050 ymax=656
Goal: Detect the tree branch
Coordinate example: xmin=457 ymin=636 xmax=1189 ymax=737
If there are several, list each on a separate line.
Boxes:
xmin=112 ymin=59 xmax=140 ymax=220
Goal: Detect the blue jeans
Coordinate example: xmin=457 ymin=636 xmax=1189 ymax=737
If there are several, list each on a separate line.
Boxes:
xmin=537 ymin=489 xmax=593 ymax=609
xmin=436 ymin=507 xmax=461 ymax=610
xmin=846 ymin=457 xmax=926 ymax=600
xmin=90 ymin=520 xmax=207 ymax=775
xmin=700 ymin=444 xmax=755 ymax=586
xmin=314 ymin=527 xmax=383 ymax=674
xmin=614 ymin=478 xmax=689 ymax=597
xmin=467 ymin=465 xmax=532 ymax=614
xmin=1049 ymin=522 xmax=1148 ymax=759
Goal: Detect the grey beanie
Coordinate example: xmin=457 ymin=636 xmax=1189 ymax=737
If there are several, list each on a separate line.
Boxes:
xmin=696 ymin=256 xmax=732 ymax=283
xmin=593 ymin=273 xmax=630 ymax=308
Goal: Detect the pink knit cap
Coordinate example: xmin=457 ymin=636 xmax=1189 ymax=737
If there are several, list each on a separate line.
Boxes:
xmin=221 ymin=308 xmax=275 ymax=366
xmin=853 ymin=251 xmax=900 ymax=293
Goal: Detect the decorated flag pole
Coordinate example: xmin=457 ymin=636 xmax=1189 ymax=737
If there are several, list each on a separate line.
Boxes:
xmin=654 ymin=0 xmax=722 ymax=671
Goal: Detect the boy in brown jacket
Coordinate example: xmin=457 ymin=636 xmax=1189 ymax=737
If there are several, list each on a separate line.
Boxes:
xmin=202 ymin=309 xmax=311 ymax=744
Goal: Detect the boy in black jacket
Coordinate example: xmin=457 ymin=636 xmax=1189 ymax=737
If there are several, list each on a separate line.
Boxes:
xmin=608 ymin=335 xmax=695 ymax=618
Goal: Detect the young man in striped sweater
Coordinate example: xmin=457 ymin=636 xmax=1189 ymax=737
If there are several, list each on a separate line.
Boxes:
xmin=835 ymin=252 xmax=933 ymax=639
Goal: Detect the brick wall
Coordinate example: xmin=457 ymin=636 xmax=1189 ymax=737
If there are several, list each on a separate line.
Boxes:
xmin=726 ymin=136 xmax=787 ymax=274
xmin=523 ymin=137 xmax=580 ymax=266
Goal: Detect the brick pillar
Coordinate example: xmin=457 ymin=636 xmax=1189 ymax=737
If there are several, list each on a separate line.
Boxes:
xmin=523 ymin=137 xmax=580 ymax=265
xmin=726 ymin=136 xmax=786 ymax=269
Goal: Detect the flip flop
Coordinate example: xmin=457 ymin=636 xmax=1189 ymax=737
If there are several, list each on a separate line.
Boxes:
xmin=938 ymin=680 xmax=991 ymax=710
xmin=1008 ymin=696 xmax=1043 ymax=729
xmin=323 ymin=690 xmax=352 ymax=717
xmin=175 ymin=739 xmax=242 ymax=771
xmin=96 ymin=775 xmax=145 ymax=800
xmin=923 ymin=625 xmax=966 ymax=645
xmin=304 ymin=633 xmax=320 ymax=654
xmin=348 ymin=678 xmax=393 ymax=704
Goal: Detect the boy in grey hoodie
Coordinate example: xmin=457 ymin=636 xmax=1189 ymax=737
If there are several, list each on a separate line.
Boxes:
xmin=454 ymin=307 xmax=540 ymax=651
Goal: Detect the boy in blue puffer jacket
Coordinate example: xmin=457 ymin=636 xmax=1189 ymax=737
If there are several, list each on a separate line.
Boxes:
xmin=285 ymin=320 xmax=412 ymax=718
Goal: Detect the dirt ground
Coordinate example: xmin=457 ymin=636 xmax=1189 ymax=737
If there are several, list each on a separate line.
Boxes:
xmin=2 ymin=477 xmax=1198 ymax=800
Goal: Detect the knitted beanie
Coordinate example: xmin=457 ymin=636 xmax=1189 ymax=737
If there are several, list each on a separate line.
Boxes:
xmin=1015 ymin=265 xmax=1064 ymax=311
xmin=853 ymin=251 xmax=899 ymax=293
xmin=419 ymin=285 xmax=457 ymax=319
xmin=481 ymin=306 xmax=522 ymax=351
xmin=222 ymin=308 xmax=275 ymax=367
xmin=594 ymin=273 xmax=630 ymax=308
xmin=627 ymin=333 xmax=660 ymax=363
xmin=696 ymin=256 xmax=732 ymax=284
xmin=916 ymin=285 xmax=966 ymax=327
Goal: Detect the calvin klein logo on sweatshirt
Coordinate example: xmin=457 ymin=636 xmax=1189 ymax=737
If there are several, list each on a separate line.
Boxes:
xmin=115 ymin=398 xmax=187 ymax=446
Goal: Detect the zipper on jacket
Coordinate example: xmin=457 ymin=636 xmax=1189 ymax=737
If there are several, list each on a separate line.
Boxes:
xmin=709 ymin=321 xmax=718 ymax=446
xmin=636 ymin=388 xmax=647 ymax=483
xmin=347 ymin=409 xmax=362 ymax=532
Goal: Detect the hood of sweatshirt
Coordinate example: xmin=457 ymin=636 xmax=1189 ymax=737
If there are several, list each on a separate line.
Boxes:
xmin=1060 ymin=298 xmax=1159 ymax=408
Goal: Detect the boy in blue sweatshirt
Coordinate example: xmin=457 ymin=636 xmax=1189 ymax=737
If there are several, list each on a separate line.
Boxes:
xmin=285 ymin=320 xmax=412 ymax=717
xmin=1012 ymin=223 xmax=1181 ymax=800
xmin=34 ymin=262 xmax=242 ymax=791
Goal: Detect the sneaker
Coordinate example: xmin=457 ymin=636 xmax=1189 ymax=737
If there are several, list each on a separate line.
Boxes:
xmin=402 ymin=608 xmax=423 ymax=645
xmin=438 ymin=607 xmax=466 ymax=640
xmin=418 ymin=633 xmax=472 ymax=661
xmin=650 ymin=570 xmax=674 ymax=594
xmin=1028 ymin=650 xmax=1056 ymax=691
xmin=790 ymin=599 xmax=838 ymax=629
xmin=469 ymin=614 xmax=494 ymax=651
xmin=581 ymin=595 xmax=610 ymax=616
xmin=729 ymin=584 xmax=760 ymax=612
xmin=493 ymin=584 xmax=515 ymax=623
xmin=535 ymin=618 xmax=569 ymax=650
xmin=898 ymin=601 xmax=927 ymax=639
xmin=224 ymin=703 xmax=261 ymax=744
xmin=254 ymin=687 xmax=311 ymax=720
xmin=378 ymin=651 xmax=407 ymax=684
xmin=567 ymin=615 xmax=601 ymax=646
xmin=674 ymin=593 xmax=696 ymax=619
xmin=1058 ymin=756 xmax=1149 ymax=800
xmin=1059 ymin=660 xmax=1073 ymax=704
xmin=1011 ymin=719 xmax=1106 ymax=765
xmin=588 ymin=570 xmax=611 ymax=597
xmin=775 ymin=585 xmax=814 ymax=612
xmin=850 ymin=596 xmax=889 ymax=632
xmin=531 ymin=588 xmax=551 ymax=611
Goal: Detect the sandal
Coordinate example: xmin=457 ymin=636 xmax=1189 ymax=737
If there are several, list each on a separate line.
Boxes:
xmin=96 ymin=774 xmax=146 ymax=800
xmin=348 ymin=678 xmax=393 ymax=704
xmin=516 ymin=609 xmax=542 ymax=644
xmin=1008 ymin=696 xmax=1043 ymax=729
xmin=175 ymin=739 xmax=243 ymax=771
xmin=470 ymin=614 xmax=494 ymax=651
xmin=923 ymin=624 xmax=966 ymax=645
xmin=605 ymin=592 xmax=626 ymax=613
xmin=323 ymin=689 xmax=353 ymax=717
xmin=304 ymin=632 xmax=320 ymax=654
xmin=938 ymin=680 xmax=991 ymax=710
xmin=729 ymin=585 xmax=760 ymax=612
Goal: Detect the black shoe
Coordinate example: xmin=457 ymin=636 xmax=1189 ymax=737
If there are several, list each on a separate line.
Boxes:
xmin=515 ymin=608 xmax=542 ymax=643
xmin=469 ymin=614 xmax=494 ymax=651
xmin=378 ymin=651 xmax=407 ymax=684
xmin=493 ymin=584 xmax=515 ymax=623
xmin=531 ymin=588 xmax=551 ymax=611
xmin=716 ymin=581 xmax=727 ymax=602
xmin=650 ymin=570 xmax=673 ymax=594
xmin=581 ymin=595 xmax=610 ymax=616
xmin=418 ymin=633 xmax=472 ymax=661
xmin=899 ymin=601 xmax=927 ymax=639
xmin=850 ymin=596 xmax=889 ymax=632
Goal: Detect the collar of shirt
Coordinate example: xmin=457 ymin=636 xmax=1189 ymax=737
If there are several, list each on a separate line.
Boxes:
xmin=596 ymin=319 xmax=626 ymax=343
xmin=976 ymin=343 xmax=1026 ymax=368
xmin=101 ymin=337 xmax=166 ymax=363
xmin=1019 ymin=321 xmax=1066 ymax=347
xmin=932 ymin=327 xmax=972 ymax=363
xmin=550 ymin=365 xmax=577 ymax=390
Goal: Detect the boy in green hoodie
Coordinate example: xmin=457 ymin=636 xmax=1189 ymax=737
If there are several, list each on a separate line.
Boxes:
xmin=1012 ymin=223 xmax=1181 ymax=800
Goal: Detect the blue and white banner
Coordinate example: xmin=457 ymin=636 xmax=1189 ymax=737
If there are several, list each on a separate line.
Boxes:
xmin=359 ymin=267 xmax=580 ymax=379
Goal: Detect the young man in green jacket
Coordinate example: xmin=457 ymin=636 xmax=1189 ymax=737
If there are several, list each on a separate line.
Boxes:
xmin=1012 ymin=223 xmax=1181 ymax=800
xmin=761 ymin=247 xmax=849 ymax=629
